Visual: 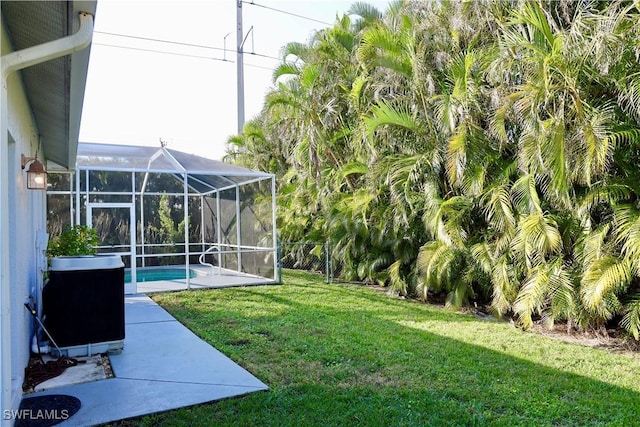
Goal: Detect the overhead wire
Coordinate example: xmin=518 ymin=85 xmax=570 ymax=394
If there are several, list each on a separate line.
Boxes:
xmin=94 ymin=30 xmax=280 ymax=61
xmin=94 ymin=30 xmax=227 ymax=52
xmin=92 ymin=3 xmax=335 ymax=71
xmin=92 ymin=42 xmax=230 ymax=62
xmin=93 ymin=1 xmax=335 ymax=64
xmin=92 ymin=43 xmax=274 ymax=70
xmin=242 ymin=1 xmax=332 ymax=26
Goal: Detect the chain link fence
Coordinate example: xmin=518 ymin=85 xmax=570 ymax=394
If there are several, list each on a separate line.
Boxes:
xmin=279 ymin=241 xmax=338 ymax=283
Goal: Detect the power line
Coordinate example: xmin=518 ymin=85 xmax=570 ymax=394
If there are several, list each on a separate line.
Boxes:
xmin=94 ymin=30 xmax=280 ymax=61
xmin=94 ymin=30 xmax=227 ymax=52
xmin=243 ymin=1 xmax=332 ymax=26
xmin=245 ymin=51 xmax=280 ymax=60
xmin=92 ymin=42 xmax=230 ymax=62
xmin=92 ymin=42 xmax=275 ymax=71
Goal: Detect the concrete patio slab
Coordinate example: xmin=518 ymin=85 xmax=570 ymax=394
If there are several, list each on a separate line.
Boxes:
xmin=123 ymin=294 xmax=176 ymax=324
xmin=24 ymin=294 xmax=268 ymax=426
xmin=111 ymin=315 xmax=262 ymax=386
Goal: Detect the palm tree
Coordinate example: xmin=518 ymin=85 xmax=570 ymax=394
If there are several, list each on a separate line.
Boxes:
xmin=226 ymin=0 xmax=640 ymax=339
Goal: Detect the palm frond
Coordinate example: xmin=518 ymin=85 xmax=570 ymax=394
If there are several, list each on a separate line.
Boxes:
xmin=514 ymin=264 xmax=550 ymax=329
xmin=621 ymin=296 xmax=640 ymax=340
xmin=381 ymin=154 xmax=437 ymax=215
xmin=265 ymin=89 xmax=302 ymax=111
xmin=578 ymin=224 xmax=612 ymax=269
xmin=490 ymin=256 xmax=518 ymax=315
xmin=360 ymin=24 xmax=404 ymax=56
xmin=578 ymin=184 xmax=632 ymax=214
xmin=416 ymin=241 xmax=454 ymax=292
xmin=349 ymin=75 xmax=368 ymax=111
xmin=511 ymin=212 xmax=562 ymax=267
xmin=605 ymin=128 xmax=640 ymax=149
xmin=570 ymin=102 xmax=616 ymax=186
xmin=424 ymin=196 xmax=472 ymax=247
xmin=348 ymin=2 xmax=383 ymax=23
xmin=299 ymin=63 xmax=321 ymax=89
xmin=273 ymin=63 xmax=302 ymax=83
xmin=580 ymin=256 xmax=631 ymax=317
xmin=487 ymin=104 xmax=510 ymax=148
xmin=471 ymin=242 xmax=493 ymax=276
xmin=539 ymin=117 xmax=570 ymax=205
xmin=617 ymin=71 xmax=640 ymax=122
xmin=481 ymin=184 xmax=516 ymax=234
xmin=388 ymin=259 xmax=408 ymax=295
xmin=461 ymin=162 xmax=487 ymax=198
xmin=385 ymin=0 xmax=406 ymax=21
xmin=511 ymin=174 xmax=542 ymax=214
xmin=280 ymin=42 xmax=309 ymax=61
xmin=613 ymin=204 xmax=640 ymax=262
xmin=446 ymin=125 xmax=467 ymax=188
xmin=509 ymin=1 xmax=555 ymax=52
xmin=363 ymin=101 xmax=425 ymax=141
xmin=546 ymin=262 xmax=576 ymax=325
xmin=357 ymin=23 xmax=412 ymax=76
xmin=340 ymin=161 xmax=369 ymax=179
xmin=416 ymin=241 xmax=472 ymax=307
xmin=415 ymin=274 xmax=428 ymax=301
xmin=446 ymin=274 xmax=475 ymax=308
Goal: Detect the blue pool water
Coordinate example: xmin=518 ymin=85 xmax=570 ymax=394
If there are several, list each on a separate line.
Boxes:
xmin=125 ymin=268 xmax=197 ymax=283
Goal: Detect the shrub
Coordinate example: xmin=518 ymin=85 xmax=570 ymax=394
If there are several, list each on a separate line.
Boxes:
xmin=47 ymin=225 xmax=98 ymax=257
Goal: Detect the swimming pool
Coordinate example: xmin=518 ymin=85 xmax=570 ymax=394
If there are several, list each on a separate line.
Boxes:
xmin=125 ymin=267 xmax=198 ymax=283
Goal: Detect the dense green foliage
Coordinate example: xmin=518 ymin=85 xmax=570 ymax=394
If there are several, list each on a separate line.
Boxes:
xmin=46 ymin=225 xmax=98 ymax=257
xmin=111 ymin=271 xmax=640 ymax=426
xmin=226 ymin=1 xmax=640 ymax=336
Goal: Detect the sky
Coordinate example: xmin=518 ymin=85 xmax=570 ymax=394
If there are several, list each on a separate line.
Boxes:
xmin=79 ymin=0 xmax=388 ymax=160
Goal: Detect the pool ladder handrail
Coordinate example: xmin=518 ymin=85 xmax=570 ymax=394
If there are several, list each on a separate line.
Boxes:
xmin=199 ymin=245 xmax=221 ymax=278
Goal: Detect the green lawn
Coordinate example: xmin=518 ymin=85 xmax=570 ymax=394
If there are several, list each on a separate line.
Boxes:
xmin=114 ymin=270 xmax=640 ymax=426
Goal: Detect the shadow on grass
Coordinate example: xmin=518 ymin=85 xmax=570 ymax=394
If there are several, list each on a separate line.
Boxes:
xmin=147 ymin=281 xmax=640 ymax=427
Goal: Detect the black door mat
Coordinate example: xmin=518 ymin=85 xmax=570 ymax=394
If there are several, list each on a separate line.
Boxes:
xmin=14 ymin=394 xmax=81 ymax=427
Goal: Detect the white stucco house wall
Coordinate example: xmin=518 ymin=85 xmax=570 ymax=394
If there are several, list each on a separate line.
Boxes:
xmin=0 ymin=1 xmax=96 ymax=423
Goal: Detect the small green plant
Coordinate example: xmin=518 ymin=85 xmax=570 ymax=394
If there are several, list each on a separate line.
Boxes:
xmin=47 ymin=225 xmax=98 ymax=257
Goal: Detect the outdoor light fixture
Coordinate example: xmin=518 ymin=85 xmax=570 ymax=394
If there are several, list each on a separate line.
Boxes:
xmin=21 ymin=154 xmax=47 ymax=190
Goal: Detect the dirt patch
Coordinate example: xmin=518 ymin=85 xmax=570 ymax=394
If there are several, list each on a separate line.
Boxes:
xmin=23 ymin=353 xmax=115 ymax=393
xmin=102 ymin=353 xmax=115 ymax=378
xmin=23 ymin=356 xmax=78 ymax=393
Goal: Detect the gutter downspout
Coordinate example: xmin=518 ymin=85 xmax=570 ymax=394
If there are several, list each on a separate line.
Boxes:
xmin=0 ymin=12 xmax=93 ymax=423
xmin=1 ymin=13 xmax=94 ymax=76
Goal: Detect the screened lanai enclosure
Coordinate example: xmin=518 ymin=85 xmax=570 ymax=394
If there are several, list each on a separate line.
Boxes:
xmin=47 ymin=142 xmax=278 ymax=294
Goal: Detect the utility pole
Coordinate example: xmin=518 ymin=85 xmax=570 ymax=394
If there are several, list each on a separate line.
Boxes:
xmin=236 ymin=0 xmax=245 ymax=134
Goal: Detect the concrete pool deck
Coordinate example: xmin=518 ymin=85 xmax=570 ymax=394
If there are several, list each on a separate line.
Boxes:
xmin=131 ymin=265 xmax=278 ymax=294
xmin=24 ymin=294 xmax=268 ymax=426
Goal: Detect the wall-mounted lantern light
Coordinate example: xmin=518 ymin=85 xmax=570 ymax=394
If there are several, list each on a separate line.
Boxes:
xmin=21 ymin=154 xmax=47 ymax=190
